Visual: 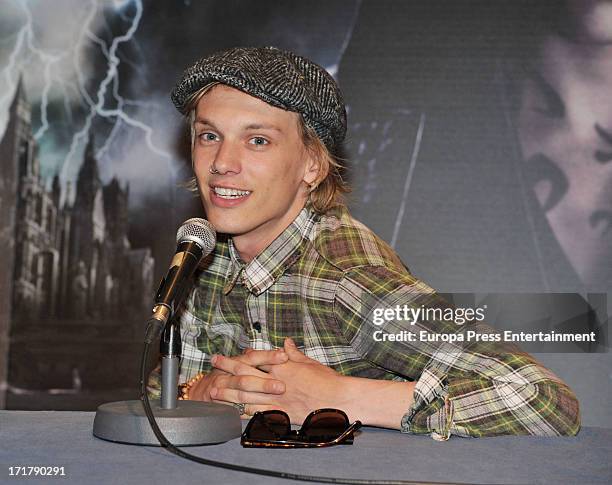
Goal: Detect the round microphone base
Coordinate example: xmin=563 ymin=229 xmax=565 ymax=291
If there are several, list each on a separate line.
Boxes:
xmin=93 ymin=399 xmax=242 ymax=446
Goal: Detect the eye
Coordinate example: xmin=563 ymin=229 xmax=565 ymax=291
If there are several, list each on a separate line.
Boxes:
xmin=198 ymin=132 xmax=219 ymax=142
xmin=249 ymin=136 xmax=269 ymax=146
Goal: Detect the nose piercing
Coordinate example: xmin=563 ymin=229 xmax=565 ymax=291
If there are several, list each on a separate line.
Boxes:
xmin=209 ymin=166 xmax=219 ymax=174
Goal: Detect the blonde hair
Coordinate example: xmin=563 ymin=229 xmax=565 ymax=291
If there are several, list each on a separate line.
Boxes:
xmin=183 ymin=84 xmax=350 ymax=213
xmin=296 ymin=118 xmax=349 ymax=213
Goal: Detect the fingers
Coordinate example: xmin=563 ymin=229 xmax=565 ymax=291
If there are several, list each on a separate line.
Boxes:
xmin=242 ymin=404 xmax=288 ymax=417
xmin=210 ymin=387 xmax=282 ymax=406
xmin=215 ymin=374 xmax=285 ymax=394
xmin=212 ymin=354 xmax=270 ymax=378
xmin=186 ymin=371 xmax=221 ymax=402
xmin=257 ymin=337 xmax=308 ymax=372
xmin=283 ymin=338 xmax=311 ymax=363
xmin=187 ymin=372 xmax=284 ymax=402
xmin=213 ymin=352 xmax=292 ymax=378
xmin=235 ymin=348 xmax=288 ymax=367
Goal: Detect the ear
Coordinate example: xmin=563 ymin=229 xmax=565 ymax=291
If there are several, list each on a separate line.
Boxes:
xmin=302 ymin=149 xmax=320 ymax=187
xmin=302 ymin=143 xmax=329 ymax=187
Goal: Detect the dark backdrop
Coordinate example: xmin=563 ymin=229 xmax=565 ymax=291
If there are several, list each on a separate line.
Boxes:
xmin=0 ymin=0 xmax=609 ymax=428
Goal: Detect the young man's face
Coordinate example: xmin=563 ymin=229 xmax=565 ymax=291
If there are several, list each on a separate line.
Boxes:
xmin=192 ymin=84 xmax=318 ymax=260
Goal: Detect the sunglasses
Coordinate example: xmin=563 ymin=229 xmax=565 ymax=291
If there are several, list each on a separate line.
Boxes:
xmin=241 ymin=408 xmax=362 ymax=448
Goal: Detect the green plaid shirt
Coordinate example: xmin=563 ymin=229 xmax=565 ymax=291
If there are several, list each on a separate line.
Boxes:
xmin=149 ymin=205 xmax=580 ymax=438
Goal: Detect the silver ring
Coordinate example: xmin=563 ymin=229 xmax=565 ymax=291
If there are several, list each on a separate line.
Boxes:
xmin=234 ymin=402 xmax=246 ymax=415
xmin=209 ymin=166 xmax=219 ymax=174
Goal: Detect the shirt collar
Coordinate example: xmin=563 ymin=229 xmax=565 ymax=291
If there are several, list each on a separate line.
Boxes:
xmin=223 ymin=206 xmax=317 ymax=296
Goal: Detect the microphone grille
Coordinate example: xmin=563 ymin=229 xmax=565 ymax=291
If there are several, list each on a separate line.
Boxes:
xmin=176 ymin=218 xmax=217 ymax=255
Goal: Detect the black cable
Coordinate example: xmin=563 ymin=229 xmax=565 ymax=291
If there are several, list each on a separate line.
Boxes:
xmin=139 ymin=340 xmax=458 ymax=485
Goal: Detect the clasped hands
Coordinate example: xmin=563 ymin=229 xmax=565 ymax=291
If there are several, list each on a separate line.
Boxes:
xmin=186 ymin=338 xmax=345 ymax=424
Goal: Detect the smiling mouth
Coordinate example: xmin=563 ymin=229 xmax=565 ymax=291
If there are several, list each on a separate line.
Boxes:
xmin=212 ymin=186 xmax=252 ymax=199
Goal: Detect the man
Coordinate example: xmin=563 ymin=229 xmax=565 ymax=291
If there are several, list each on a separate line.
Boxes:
xmin=149 ymin=46 xmax=580 ymax=439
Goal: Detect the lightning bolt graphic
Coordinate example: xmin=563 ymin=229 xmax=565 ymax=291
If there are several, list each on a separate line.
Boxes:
xmin=62 ymin=0 xmax=173 ymax=196
xmin=1 ymin=0 xmax=174 ymax=202
xmin=0 ymin=1 xmax=64 ymax=141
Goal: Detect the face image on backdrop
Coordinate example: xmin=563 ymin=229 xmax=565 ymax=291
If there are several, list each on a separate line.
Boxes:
xmin=517 ymin=0 xmax=612 ymax=290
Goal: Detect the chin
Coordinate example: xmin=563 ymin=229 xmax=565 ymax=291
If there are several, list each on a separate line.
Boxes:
xmin=203 ymin=212 xmax=254 ymax=236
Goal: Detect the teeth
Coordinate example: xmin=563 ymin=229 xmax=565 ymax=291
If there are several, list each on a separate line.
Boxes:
xmin=213 ymin=187 xmax=251 ymax=198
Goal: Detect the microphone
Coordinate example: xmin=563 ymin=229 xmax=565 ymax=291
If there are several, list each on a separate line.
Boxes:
xmin=145 ymin=218 xmax=216 ymax=344
xmin=94 ymin=217 xmax=241 ymax=446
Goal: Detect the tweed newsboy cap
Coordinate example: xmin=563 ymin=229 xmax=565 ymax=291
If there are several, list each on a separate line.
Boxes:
xmin=171 ymin=46 xmax=347 ymax=153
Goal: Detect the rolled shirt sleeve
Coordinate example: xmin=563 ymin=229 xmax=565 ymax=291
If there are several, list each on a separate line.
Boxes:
xmin=334 ymin=265 xmax=581 ymax=438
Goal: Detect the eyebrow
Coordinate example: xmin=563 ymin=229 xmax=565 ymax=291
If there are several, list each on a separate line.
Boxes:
xmin=194 ymin=118 xmax=283 ymax=133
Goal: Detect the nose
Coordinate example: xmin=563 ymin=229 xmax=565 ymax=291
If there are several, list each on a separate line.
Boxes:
xmin=212 ymin=140 xmax=242 ymax=175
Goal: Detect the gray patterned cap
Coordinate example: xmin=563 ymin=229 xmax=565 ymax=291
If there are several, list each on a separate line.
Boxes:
xmin=171 ymin=46 xmax=347 ymax=154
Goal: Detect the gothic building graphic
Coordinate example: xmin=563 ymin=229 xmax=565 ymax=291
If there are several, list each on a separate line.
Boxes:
xmin=0 ymin=79 xmax=155 ymax=409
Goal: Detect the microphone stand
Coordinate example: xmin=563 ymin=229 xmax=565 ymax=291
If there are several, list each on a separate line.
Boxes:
xmin=160 ymin=321 xmax=180 ymax=410
xmin=92 ymin=318 xmax=241 ymax=445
